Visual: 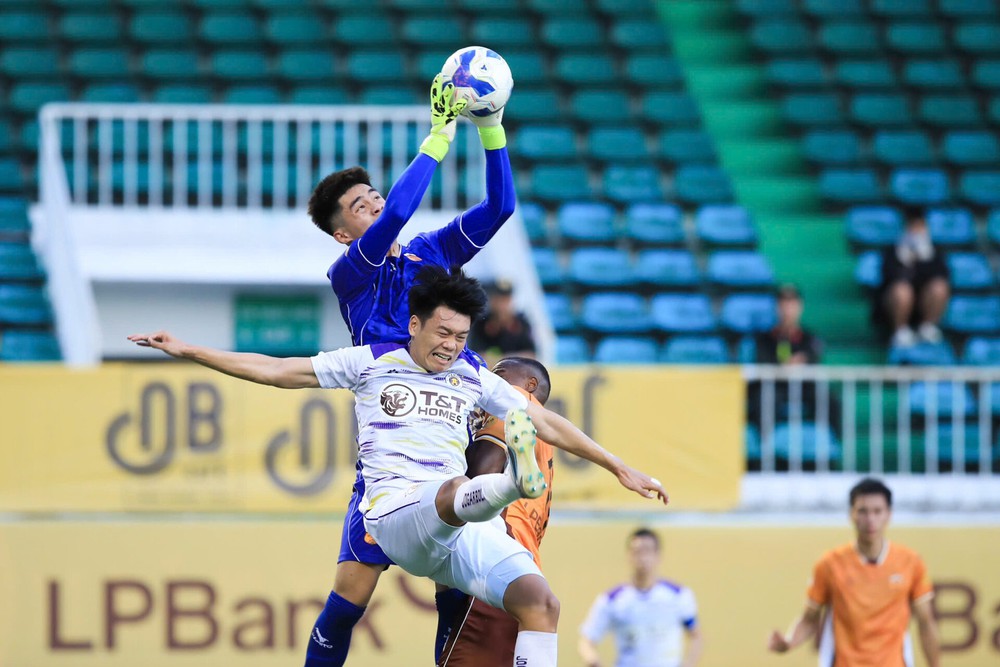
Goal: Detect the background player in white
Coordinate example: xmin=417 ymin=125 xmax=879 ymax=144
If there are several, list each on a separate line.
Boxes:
xmin=128 ymin=266 xmax=668 ymax=667
xmin=579 ymin=528 xmax=703 ymax=667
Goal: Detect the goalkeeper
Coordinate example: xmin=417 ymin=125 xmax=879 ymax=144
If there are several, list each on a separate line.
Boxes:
xmin=302 ymin=75 xmax=516 ymax=667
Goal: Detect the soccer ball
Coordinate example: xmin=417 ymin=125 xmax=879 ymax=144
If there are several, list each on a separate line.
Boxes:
xmin=440 ymin=46 xmax=514 ymax=118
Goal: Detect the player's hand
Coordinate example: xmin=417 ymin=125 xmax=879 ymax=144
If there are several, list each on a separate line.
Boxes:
xmin=420 ymin=74 xmax=467 ymax=161
xmin=616 ymin=465 xmax=668 ymax=504
xmin=468 ymin=107 xmax=507 ymax=150
xmin=767 ymin=630 xmax=790 ymax=653
xmin=127 ymin=331 xmax=186 ymax=358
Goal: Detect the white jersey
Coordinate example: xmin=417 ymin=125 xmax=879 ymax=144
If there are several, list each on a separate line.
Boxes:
xmin=311 ymin=342 xmax=528 ymax=513
xmin=580 ymin=580 xmax=698 ymax=667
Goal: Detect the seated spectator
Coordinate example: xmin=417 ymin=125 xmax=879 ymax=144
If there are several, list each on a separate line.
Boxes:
xmin=469 ymin=279 xmax=536 ymax=365
xmin=754 ymin=284 xmax=823 ymax=365
xmin=875 ymin=207 xmax=950 ymax=348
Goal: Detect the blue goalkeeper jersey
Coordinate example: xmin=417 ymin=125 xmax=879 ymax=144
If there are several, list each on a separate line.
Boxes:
xmin=328 ymin=148 xmax=515 ymax=346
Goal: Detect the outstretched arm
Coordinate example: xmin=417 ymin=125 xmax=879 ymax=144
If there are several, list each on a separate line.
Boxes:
xmin=459 ymin=146 xmax=516 ymax=248
xmin=768 ymin=603 xmax=822 ymax=654
xmin=127 ymin=331 xmax=320 ymax=389
xmin=524 ymin=401 xmax=668 ymax=504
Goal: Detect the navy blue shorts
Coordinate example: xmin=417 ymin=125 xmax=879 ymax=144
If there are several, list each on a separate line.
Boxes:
xmin=338 ymin=462 xmax=394 ymax=566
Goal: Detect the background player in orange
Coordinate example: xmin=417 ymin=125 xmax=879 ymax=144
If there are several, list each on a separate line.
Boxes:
xmin=435 ymin=356 xmax=555 ymax=667
xmin=768 ymin=478 xmax=940 ymax=667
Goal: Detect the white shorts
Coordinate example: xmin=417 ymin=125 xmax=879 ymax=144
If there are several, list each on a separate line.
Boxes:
xmin=363 ymin=479 xmax=542 ymax=609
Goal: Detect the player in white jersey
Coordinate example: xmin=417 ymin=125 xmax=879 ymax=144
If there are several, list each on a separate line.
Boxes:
xmin=129 ymin=266 xmax=669 ymax=667
xmin=579 ymin=528 xmax=703 ymax=667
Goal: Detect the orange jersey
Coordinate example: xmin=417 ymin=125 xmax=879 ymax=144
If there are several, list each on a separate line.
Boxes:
xmin=806 ymin=541 xmax=934 ymax=667
xmin=473 ymin=388 xmax=553 ymax=568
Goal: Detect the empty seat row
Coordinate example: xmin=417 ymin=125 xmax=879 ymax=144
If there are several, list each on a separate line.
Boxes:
xmin=557 ymin=334 xmax=738 ymax=365
xmin=820 ymin=168 xmax=1000 ymax=206
xmin=522 ymin=164 xmax=733 ymax=205
xmin=512 ymin=126 xmax=716 ymax=164
xmin=856 ymin=250 xmax=994 ymax=290
xmin=767 ymin=57 xmax=1000 ymax=91
xmin=752 ymin=19 xmax=1000 ymax=56
xmin=803 ymin=129 xmax=1000 ymax=167
xmin=782 ymin=92 xmax=1000 ymax=128
xmin=738 ymin=0 xmax=998 ymax=19
xmin=845 ymin=205 xmax=1000 ymax=246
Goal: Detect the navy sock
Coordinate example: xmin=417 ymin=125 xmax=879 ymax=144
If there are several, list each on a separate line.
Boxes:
xmin=434 ymin=588 xmax=469 ymax=663
xmin=304 ymin=590 xmax=366 ymax=667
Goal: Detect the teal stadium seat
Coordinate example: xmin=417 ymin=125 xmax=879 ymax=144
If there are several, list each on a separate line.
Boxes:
xmin=415 ymin=52 xmax=449 ymax=83
xmin=964 ymin=337 xmax=1000 ymax=365
xmin=960 ymin=171 xmax=1000 ymax=207
xmin=696 ymin=205 xmax=757 ymax=246
xmin=581 ymin=293 xmax=651 ymax=334
xmin=660 ymin=336 xmax=729 ymax=364
xmin=508 ymin=89 xmax=562 ymax=122
xmin=588 ymin=127 xmax=649 ymax=162
xmin=624 ymin=203 xmax=685 ymax=246
xmin=470 ymin=18 xmax=536 ymax=48
xmin=634 ymin=249 xmax=700 ymax=288
xmin=68 ymin=48 xmax=131 ymax=79
xmin=545 ymin=294 xmax=577 ymax=332
xmin=543 ymin=17 xmax=605 ymax=49
xmin=821 ymin=169 xmax=882 ymax=204
xmin=189 ymin=0 xmax=249 ymax=8
xmin=707 ymin=251 xmax=775 ymax=288
xmin=903 ymin=59 xmax=965 ymax=90
xmin=153 ymin=85 xmax=214 ymax=103
xmin=766 ymin=59 xmax=828 ymax=88
xmin=82 ymin=84 xmax=141 ymax=103
xmin=991 ymin=96 xmax=1000 ymax=124
xmin=347 ymin=52 xmax=408 ymax=83
xmin=650 ymin=293 xmax=716 ymax=334
xmin=512 ymin=126 xmax=577 ymax=161
xmin=846 ymin=206 xmax=903 ymax=247
xmin=674 ymin=165 xmax=733 ymax=204
xmin=525 ymin=164 xmax=590 ymax=202
xmin=782 ymin=93 xmax=844 ymax=127
xmin=850 ymin=93 xmax=913 ymax=127
xmin=720 ymin=293 xmax=778 ymax=333
xmin=527 ymin=0 xmax=590 ymax=15
xmin=0 ymin=122 xmax=10 ymax=153
xmin=659 ymin=130 xmax=717 ymax=164
xmin=59 ymin=11 xmax=124 ymax=44
xmin=604 ymin=165 xmax=663 ymax=203
xmin=802 ymin=130 xmax=862 ymax=166
xmin=0 ymin=331 xmax=61 ymax=361
xmin=819 ymin=22 xmax=881 ymax=55
xmin=625 ymin=55 xmax=684 ymax=89
xmin=871 ymin=0 xmax=932 ymax=17
xmin=944 ymin=132 xmax=1000 ymax=166
xmin=532 ymin=247 xmax=563 ymax=288
xmin=0 ymin=197 xmax=30 ymax=239
xmin=555 ymin=336 xmax=590 ymax=364
xmin=611 ymin=20 xmax=669 ymax=52
xmin=264 ymin=13 xmax=328 ymax=46
xmin=940 ymin=0 xmax=998 ymax=18
xmin=0 ymin=12 xmax=50 ymax=43
xmin=946 ymin=252 xmax=993 ymax=290
xmin=642 ymin=91 xmax=701 ymax=127
xmin=595 ymin=0 xmax=653 ymax=17
xmin=944 ymin=295 xmax=1000 ymax=333
xmin=920 ymin=95 xmax=983 ymax=128
xmin=223 ymin=85 xmax=282 ymax=105
xmin=872 ymin=131 xmax=935 ymax=166
xmin=212 ymin=51 xmax=269 ymax=81
xmin=0 ymin=48 xmax=60 ymax=78
xmin=401 ymin=16 xmax=464 ymax=47
xmin=764 ymin=423 xmax=842 ymax=466
xmin=928 ymin=209 xmax=976 ymax=246
xmin=834 ymin=60 xmax=897 ymax=89
xmin=557 ymin=202 xmax=616 ymax=244
xmin=141 ymin=50 xmax=203 ymax=81
xmin=972 ymin=61 xmax=1000 ymax=91
xmin=568 ymin=248 xmax=634 ymax=289
xmin=519 ymin=202 xmax=549 ymax=243
xmin=735 ymin=0 xmax=796 ymax=17
xmin=555 ymin=54 xmax=617 ymax=87
xmin=0 ymin=285 xmax=51 ymax=327
xmin=908 ymin=381 xmax=975 ymax=416
xmin=9 ymin=82 xmax=70 ymax=115
xmin=276 ymin=51 xmax=337 ymax=82
xmin=129 ymin=11 xmax=195 ymax=45
xmin=200 ymin=13 xmax=263 ymax=45
xmin=334 ymin=15 xmax=395 ymax=46
xmin=0 ymin=242 xmax=42 ymax=279
xmin=594 ymin=337 xmax=658 ymax=364
xmin=499 ymin=52 xmax=546 ymax=86
xmin=890 ymin=169 xmax=950 ymax=205
xmin=750 ymin=20 xmax=814 ymax=54
xmin=803 ymin=0 xmax=864 ymax=16
xmin=358 ymin=86 xmax=421 ymax=105
xmin=954 ymin=23 xmax=1000 ymax=55
xmin=569 ymin=89 xmax=628 ymax=125
xmin=885 ymin=22 xmax=948 ymax=54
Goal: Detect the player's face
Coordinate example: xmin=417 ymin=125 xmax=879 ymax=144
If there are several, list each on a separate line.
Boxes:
xmin=408 ymin=306 xmax=471 ymax=373
xmin=627 ymin=535 xmax=660 ymax=576
xmin=850 ymin=494 xmax=891 ymax=540
xmin=333 ymin=184 xmax=384 ymax=244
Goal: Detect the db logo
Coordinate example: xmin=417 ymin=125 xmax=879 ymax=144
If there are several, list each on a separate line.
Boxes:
xmin=379 ymin=383 xmax=416 ymax=417
xmin=264 ymin=397 xmax=340 ymax=496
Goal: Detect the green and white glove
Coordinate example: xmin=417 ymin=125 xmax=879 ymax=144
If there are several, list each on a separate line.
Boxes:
xmin=466 ymin=107 xmax=506 ymax=150
xmin=419 ymin=74 xmax=468 ymax=162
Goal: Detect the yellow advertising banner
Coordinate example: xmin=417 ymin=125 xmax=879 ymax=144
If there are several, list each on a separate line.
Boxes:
xmin=1 ymin=521 xmax=997 ymax=667
xmin=0 ymin=365 xmax=742 ymax=512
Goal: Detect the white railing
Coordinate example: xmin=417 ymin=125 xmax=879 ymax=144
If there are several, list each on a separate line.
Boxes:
xmin=39 ymin=103 xmax=485 ymax=210
xmin=743 ymin=365 xmax=1000 ymax=477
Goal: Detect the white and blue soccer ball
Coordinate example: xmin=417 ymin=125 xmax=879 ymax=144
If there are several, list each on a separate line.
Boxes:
xmin=440 ymin=46 xmax=514 ymax=118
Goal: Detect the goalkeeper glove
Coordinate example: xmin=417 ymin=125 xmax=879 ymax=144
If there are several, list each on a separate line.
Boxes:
xmin=419 ymin=74 xmax=468 ymax=162
xmin=466 ymin=107 xmax=506 ymax=150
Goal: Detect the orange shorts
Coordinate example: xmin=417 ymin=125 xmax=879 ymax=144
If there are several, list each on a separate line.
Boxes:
xmin=437 ymin=596 xmax=519 ymax=667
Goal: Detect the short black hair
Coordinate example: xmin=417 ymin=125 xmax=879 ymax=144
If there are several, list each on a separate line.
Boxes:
xmin=408 ymin=265 xmax=488 ymax=324
xmin=629 ymin=527 xmax=660 ymax=550
xmin=307 ymin=167 xmax=372 ymax=237
xmin=849 ymin=477 xmax=892 ymax=508
xmin=902 ymin=205 xmax=926 ymax=226
xmin=497 ymin=356 xmax=552 ymax=405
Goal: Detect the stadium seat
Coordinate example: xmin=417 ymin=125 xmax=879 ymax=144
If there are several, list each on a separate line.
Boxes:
xmin=855 ymin=250 xmax=881 ymax=288
xmin=850 ymin=93 xmax=913 ymax=127
xmin=650 ymin=293 xmax=717 ymax=333
xmin=943 ymin=132 xmax=1000 ymax=166
xmin=834 ymin=59 xmax=898 ymax=89
xmin=595 ymin=0 xmax=654 ymax=17
xmin=765 ymin=59 xmax=828 ymax=88
xmin=0 ymin=331 xmax=60 ymax=361
xmin=887 ymin=341 xmax=957 ymax=365
xmin=720 ymin=293 xmax=778 ymax=333
xmin=707 ymin=251 xmax=775 ymax=289
xmin=603 ymin=165 xmax=663 ymax=203
xmin=346 ymin=51 xmax=408 ymax=83
xmin=0 ymin=48 xmax=61 ymax=78
xmin=971 ymin=60 xmax=1000 ymax=90
xmin=0 ymin=160 xmax=25 ymax=194
xmin=532 ymin=248 xmax=563 ymax=288
xmin=944 ymin=295 xmax=1000 ymax=333
xmin=735 ymin=0 xmax=796 ymax=17
xmin=623 ymin=203 xmax=685 ymax=246
xmin=545 ymin=293 xmax=577 ymax=332
xmin=611 ymin=19 xmax=669 ymax=52
xmin=568 ymin=248 xmax=634 ymax=289
xmin=264 ymin=13 xmax=327 ymax=46
xmin=885 ymin=22 xmax=948 ymax=54
xmin=569 ymin=89 xmax=626 ymax=125
xmin=588 ymin=127 xmax=649 ymax=162
xmin=68 ymin=48 xmax=131 ymax=79
xmin=802 ymin=131 xmax=863 ymax=166
xmin=634 ymin=249 xmax=700 ymax=288
xmin=507 ymin=89 xmax=562 ymax=123
xmin=947 ymin=252 xmax=993 ymax=290
xmin=527 ymin=0 xmax=590 ymax=15
xmin=519 ymin=202 xmax=549 ymax=243
xmin=903 ymin=59 xmax=965 ymax=90
xmin=512 ymin=126 xmax=576 ymax=161
xmin=695 ymin=205 xmax=757 ymax=246
xmin=641 ymin=92 xmax=701 ymax=127
xmin=940 ymin=0 xmax=998 ymax=18
xmin=334 ymin=14 xmax=395 ymax=46
xmin=542 ymin=17 xmax=604 ymax=49
xmin=819 ymin=22 xmax=881 ymax=55
xmin=963 ymin=337 xmax=1000 ymax=365
xmin=59 ymin=11 xmax=124 ymax=43
xmin=960 ymin=171 xmax=1000 ymax=207
xmin=357 ymin=86 xmax=421 ymax=106
xmin=658 ymin=130 xmax=717 ymax=164
xmin=872 ymin=131 xmax=935 ymax=166
xmin=593 ymin=336 xmax=658 ymax=364
xmin=625 ymin=55 xmax=685 ymax=89
xmin=153 ymin=85 xmax=214 ymax=104
xmin=764 ymin=423 xmax=842 ymax=465
xmin=0 ymin=242 xmax=42 ymax=280
xmin=987 ymin=209 xmax=1000 ymax=245
xmin=400 ymin=16 xmax=463 ymax=46
xmin=674 ymin=165 xmax=733 ymax=204
xmin=820 ymin=169 xmax=882 ymax=204
xmin=497 ymin=52 xmax=546 ymax=86
xmin=804 ymin=0 xmax=865 ymax=17
xmin=525 ymin=164 xmax=590 ymax=202
xmin=0 ymin=286 xmax=51 ymax=327
xmin=212 ymin=51 xmax=269 ymax=81
xmin=908 ymin=381 xmax=975 ymax=416
xmin=141 ymin=50 xmax=202 ymax=81
xmin=659 ymin=336 xmax=729 ymax=364
xmin=954 ymin=23 xmax=1000 ymax=55
xmin=781 ymin=93 xmax=844 ymax=126
xmin=0 ymin=12 xmax=50 ymax=42
xmin=555 ymin=54 xmax=617 ymax=86
xmin=581 ymin=292 xmax=651 ymax=334
xmin=919 ymin=95 xmax=983 ymax=128
xmin=470 ymin=18 xmax=536 ymax=48
xmin=555 ymin=335 xmax=590 ymax=364
xmin=751 ymin=20 xmax=814 ymax=54
xmin=223 ymin=85 xmax=281 ymax=104
xmin=556 ymin=202 xmax=616 ymax=244
xmin=890 ymin=169 xmax=950 ymax=206
xmin=872 ymin=0 xmax=932 ymax=17
xmin=927 ymin=209 xmax=976 ymax=246
xmin=200 ymin=13 xmax=263 ymax=45
xmin=81 ymin=84 xmax=141 ymax=103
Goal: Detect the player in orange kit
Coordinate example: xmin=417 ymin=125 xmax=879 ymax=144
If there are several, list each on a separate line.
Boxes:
xmin=436 ymin=356 xmax=555 ymax=667
xmin=768 ymin=478 xmax=940 ymax=667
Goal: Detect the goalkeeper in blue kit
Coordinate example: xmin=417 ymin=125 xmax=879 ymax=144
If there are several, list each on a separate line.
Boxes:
xmin=300 ymin=74 xmax=516 ymax=666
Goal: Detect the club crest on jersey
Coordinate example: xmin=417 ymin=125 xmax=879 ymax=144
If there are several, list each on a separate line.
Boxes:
xmin=380 ymin=383 xmax=417 ymax=417
xmin=446 ymin=373 xmax=462 ymax=388
xmin=404 ymin=253 xmax=423 ymax=262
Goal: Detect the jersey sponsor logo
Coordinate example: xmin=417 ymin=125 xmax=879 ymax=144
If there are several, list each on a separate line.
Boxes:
xmin=380 ymin=384 xmax=417 ymax=417
xmin=889 ymin=573 xmax=905 ymax=585
xmin=446 ymin=372 xmax=462 ymax=388
xmin=415 ymin=389 xmax=468 ymax=425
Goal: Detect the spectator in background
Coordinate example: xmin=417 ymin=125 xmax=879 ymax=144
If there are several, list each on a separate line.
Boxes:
xmin=754 ymin=284 xmax=823 ymax=365
xmin=876 ymin=207 xmax=950 ymax=348
xmin=469 ymin=278 xmax=536 ymax=366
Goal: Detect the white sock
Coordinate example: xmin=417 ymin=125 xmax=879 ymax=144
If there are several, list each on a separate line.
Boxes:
xmin=452 ymin=473 xmax=520 ymax=523
xmin=513 ymin=630 xmax=557 ymax=666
